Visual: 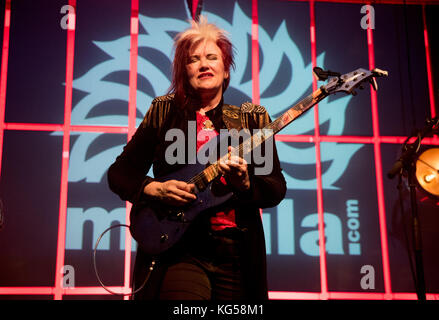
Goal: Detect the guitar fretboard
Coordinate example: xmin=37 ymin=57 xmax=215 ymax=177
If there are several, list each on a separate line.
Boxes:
xmin=188 ymin=87 xmax=327 ymax=191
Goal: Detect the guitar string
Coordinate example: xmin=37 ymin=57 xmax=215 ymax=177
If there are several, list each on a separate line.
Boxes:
xmin=185 ymin=94 xmax=318 ymax=188
xmin=168 ymin=73 xmax=376 ymax=190
xmin=186 ymin=111 xmax=297 ymax=187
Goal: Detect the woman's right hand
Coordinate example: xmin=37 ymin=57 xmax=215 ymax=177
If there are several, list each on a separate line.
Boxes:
xmin=143 ymin=180 xmax=196 ymax=206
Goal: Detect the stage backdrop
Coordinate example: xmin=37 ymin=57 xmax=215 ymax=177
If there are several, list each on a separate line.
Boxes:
xmin=0 ymin=0 xmax=438 ymax=300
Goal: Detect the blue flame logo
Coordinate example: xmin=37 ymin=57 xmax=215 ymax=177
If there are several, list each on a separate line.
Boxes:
xmin=64 ymin=2 xmax=362 ymax=189
xmin=62 ymin=2 xmax=364 ymax=254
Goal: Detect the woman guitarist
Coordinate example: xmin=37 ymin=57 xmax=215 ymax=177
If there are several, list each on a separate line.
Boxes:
xmin=108 ymin=16 xmax=286 ymax=300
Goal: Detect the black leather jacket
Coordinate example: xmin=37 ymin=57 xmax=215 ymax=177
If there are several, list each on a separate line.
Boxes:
xmin=108 ymin=94 xmax=286 ymax=299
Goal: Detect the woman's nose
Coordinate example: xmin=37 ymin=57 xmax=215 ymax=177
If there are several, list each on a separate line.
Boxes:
xmin=199 ymin=57 xmax=209 ymax=69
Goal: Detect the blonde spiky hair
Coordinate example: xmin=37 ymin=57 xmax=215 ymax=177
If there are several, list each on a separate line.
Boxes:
xmin=175 ymin=16 xmax=230 ymax=48
xmin=168 ymin=16 xmax=235 ymax=108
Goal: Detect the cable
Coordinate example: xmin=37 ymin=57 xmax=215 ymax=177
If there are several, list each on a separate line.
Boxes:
xmin=397 ymin=175 xmax=418 ymax=292
xmin=93 ymin=224 xmax=155 ymax=298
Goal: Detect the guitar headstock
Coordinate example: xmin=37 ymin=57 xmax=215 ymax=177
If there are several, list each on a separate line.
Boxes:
xmin=319 ymin=67 xmax=388 ymax=96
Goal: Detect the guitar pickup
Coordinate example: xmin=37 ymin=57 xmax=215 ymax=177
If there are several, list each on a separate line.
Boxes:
xmin=160 ymin=233 xmax=169 ymax=243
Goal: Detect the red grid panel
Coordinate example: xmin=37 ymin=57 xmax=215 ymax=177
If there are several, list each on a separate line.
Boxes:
xmin=122 ymin=0 xmax=140 ymax=300
xmin=252 ymin=0 xmax=260 ymax=105
xmin=366 ymin=7 xmax=393 ymax=298
xmin=309 ymin=0 xmax=329 ymax=298
xmin=422 ymin=4 xmax=436 ymax=118
xmin=0 ymin=0 xmax=438 ymax=300
xmin=0 ymin=0 xmax=10 ymax=178
xmin=53 ymin=0 xmax=76 ymax=301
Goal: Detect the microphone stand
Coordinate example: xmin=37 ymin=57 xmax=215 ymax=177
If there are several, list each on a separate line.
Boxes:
xmin=387 ymin=117 xmax=439 ymax=301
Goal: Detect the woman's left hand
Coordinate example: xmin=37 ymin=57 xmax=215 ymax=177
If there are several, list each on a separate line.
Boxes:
xmin=217 ymin=146 xmax=250 ymax=192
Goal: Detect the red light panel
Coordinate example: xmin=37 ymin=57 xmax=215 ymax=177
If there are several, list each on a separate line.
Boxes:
xmin=53 ymin=0 xmax=76 ymax=301
xmin=366 ymin=13 xmax=393 ymax=298
xmin=422 ymin=4 xmax=436 ymax=118
xmin=310 ymin=0 xmax=329 ymax=298
xmin=0 ymin=0 xmax=11 ymax=178
xmin=252 ymin=0 xmax=260 ymax=105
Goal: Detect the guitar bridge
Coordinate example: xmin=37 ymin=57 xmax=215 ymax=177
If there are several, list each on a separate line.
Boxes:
xmin=160 ymin=233 xmax=168 ymax=243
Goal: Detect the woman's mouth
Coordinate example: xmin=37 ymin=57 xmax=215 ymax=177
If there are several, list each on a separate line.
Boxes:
xmin=198 ymin=72 xmax=214 ymax=79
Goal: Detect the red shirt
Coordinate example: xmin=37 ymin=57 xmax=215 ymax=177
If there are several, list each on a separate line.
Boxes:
xmin=196 ymin=112 xmax=237 ymax=231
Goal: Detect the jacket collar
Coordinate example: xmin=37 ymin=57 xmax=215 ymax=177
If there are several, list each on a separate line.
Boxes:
xmin=204 ymin=97 xmax=227 ymax=130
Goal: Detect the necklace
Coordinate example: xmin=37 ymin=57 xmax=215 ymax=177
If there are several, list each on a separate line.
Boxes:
xmin=197 ymin=112 xmax=215 ymax=131
xmin=202 ymin=119 xmax=214 ymax=131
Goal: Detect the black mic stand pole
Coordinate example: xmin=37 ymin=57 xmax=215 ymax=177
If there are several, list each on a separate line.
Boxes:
xmin=406 ymin=150 xmax=426 ymax=301
xmin=388 ymin=117 xmax=439 ymax=301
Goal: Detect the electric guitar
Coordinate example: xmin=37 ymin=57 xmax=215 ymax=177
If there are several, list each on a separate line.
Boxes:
xmin=130 ymin=67 xmax=388 ymax=255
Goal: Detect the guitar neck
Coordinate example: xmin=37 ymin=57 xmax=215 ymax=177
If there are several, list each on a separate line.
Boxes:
xmin=267 ymin=87 xmax=326 ymax=135
xmin=189 ymin=87 xmax=328 ymax=189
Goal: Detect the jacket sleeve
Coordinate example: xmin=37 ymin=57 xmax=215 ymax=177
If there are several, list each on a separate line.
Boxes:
xmin=107 ymin=100 xmax=167 ymax=204
xmin=235 ymin=108 xmax=287 ymax=209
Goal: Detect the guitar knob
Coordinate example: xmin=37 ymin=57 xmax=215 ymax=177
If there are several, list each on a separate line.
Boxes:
xmin=160 ymin=234 xmax=168 ymax=243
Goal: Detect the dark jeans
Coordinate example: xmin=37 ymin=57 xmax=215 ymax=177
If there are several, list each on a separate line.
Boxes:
xmin=158 ymin=232 xmax=246 ymax=300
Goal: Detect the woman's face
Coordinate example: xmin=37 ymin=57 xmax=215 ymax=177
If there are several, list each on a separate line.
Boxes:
xmin=186 ymin=40 xmax=229 ymax=97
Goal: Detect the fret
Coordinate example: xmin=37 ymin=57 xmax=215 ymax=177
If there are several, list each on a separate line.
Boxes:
xmin=270 ymin=118 xmax=284 ymax=132
xmin=242 ymin=138 xmax=252 ymax=154
xmin=204 ymin=165 xmax=215 ymax=182
xmin=270 ymin=88 xmax=324 ymax=135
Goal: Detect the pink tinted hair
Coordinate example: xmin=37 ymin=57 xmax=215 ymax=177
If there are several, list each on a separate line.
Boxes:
xmin=168 ymin=16 xmax=235 ymax=109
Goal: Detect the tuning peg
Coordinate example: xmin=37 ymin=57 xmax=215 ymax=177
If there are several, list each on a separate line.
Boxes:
xmin=369 ymin=78 xmax=378 ymax=91
xmin=313 ymin=67 xmax=328 ymax=81
xmin=351 ymin=90 xmax=357 ymax=96
xmin=372 ymin=68 xmax=388 ymax=77
xmin=313 ymin=67 xmax=341 ymax=81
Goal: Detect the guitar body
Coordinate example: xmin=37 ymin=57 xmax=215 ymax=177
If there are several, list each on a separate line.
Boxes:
xmin=130 ymin=136 xmax=234 ymax=255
